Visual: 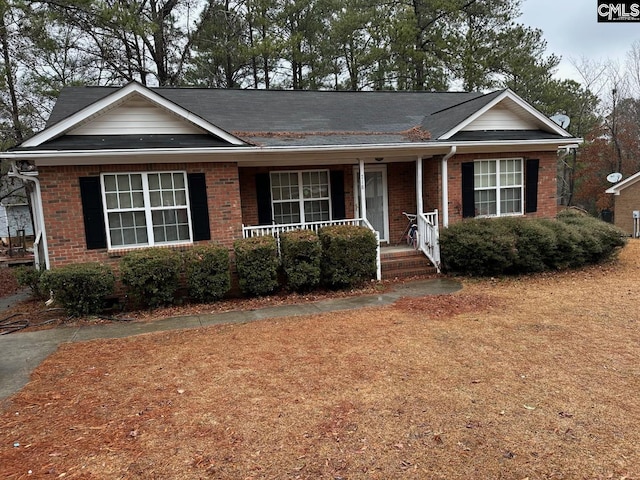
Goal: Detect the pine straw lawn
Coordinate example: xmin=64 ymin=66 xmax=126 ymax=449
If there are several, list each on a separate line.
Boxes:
xmin=2 ymin=242 xmax=640 ymax=479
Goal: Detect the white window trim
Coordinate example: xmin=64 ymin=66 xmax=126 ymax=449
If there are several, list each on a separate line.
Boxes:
xmin=270 ymin=169 xmax=332 ymax=225
xmin=100 ymin=171 xmax=193 ymax=250
xmin=474 ymin=158 xmax=524 ymax=217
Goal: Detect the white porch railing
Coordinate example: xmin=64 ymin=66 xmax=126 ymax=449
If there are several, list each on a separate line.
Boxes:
xmin=242 ymin=218 xmax=381 ymax=280
xmin=417 ymin=210 xmax=441 ymax=273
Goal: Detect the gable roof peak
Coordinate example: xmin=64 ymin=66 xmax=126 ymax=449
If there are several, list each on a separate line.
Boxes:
xmin=21 ymin=81 xmax=245 ymax=148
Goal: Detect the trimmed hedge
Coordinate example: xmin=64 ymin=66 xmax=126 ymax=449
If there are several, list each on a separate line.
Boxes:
xmin=183 ymin=244 xmax=231 ymax=303
xmin=234 ymin=236 xmax=279 ymax=296
xmin=440 ymin=213 xmax=627 ymax=276
xmin=440 ymin=219 xmax=519 ymax=276
xmin=556 ymin=209 xmax=627 ymax=264
xmin=14 ymin=265 xmax=46 ymax=299
xmin=280 ymin=229 xmax=322 ymax=292
xmin=319 ymin=225 xmax=377 ymax=288
xmin=120 ymin=248 xmax=182 ymax=308
xmin=40 ymin=262 xmax=115 ymax=316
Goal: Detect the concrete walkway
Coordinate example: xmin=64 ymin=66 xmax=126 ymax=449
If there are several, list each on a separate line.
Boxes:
xmin=0 ymin=278 xmax=461 ymax=402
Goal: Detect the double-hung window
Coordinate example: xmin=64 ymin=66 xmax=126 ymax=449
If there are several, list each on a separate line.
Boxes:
xmin=474 ymin=158 xmax=523 ymax=216
xmin=270 ymin=170 xmax=331 ymax=224
xmin=101 ymin=172 xmax=192 ymax=249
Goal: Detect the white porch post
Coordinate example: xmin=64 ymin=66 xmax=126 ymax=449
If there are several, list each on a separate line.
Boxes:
xmin=358 ymin=158 xmax=367 ymax=222
xmin=416 ymin=156 xmax=423 ymax=215
xmin=442 ymin=146 xmax=456 ymax=227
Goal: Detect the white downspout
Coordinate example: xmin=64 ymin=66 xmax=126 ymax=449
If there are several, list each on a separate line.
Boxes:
xmin=441 ymin=146 xmax=457 ymax=227
xmin=9 ymin=162 xmax=50 ymax=269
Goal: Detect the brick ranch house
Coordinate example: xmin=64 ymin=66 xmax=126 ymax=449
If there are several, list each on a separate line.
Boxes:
xmin=1 ymin=82 xmax=580 ymax=279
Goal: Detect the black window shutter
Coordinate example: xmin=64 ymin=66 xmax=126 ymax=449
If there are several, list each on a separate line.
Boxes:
xmin=79 ymin=177 xmax=107 ymax=250
xmin=461 ymin=162 xmax=476 ymax=218
xmin=188 ymin=173 xmax=211 ymax=241
xmin=256 ymin=173 xmax=272 ymax=225
xmin=525 ymin=159 xmax=539 ymax=213
xmin=330 ymin=170 xmax=346 ymax=220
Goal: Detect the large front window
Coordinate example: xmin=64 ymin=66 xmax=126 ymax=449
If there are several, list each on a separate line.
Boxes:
xmin=102 ymin=172 xmax=192 ymax=248
xmin=474 ymin=158 xmax=523 ymax=216
xmin=270 ymin=170 xmax=331 ymax=224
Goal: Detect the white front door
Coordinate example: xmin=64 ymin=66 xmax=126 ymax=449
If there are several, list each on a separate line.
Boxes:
xmin=354 ymin=165 xmax=389 ymax=243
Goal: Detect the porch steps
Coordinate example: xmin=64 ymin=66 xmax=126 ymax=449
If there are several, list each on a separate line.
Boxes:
xmin=380 ymin=247 xmax=437 ymax=280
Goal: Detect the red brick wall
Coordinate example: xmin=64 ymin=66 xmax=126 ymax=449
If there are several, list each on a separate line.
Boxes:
xmin=39 ymin=162 xmax=242 ymax=268
xmin=238 ymin=153 xmax=558 ymax=246
xmin=239 ymin=163 xmax=418 ymax=245
xmin=424 ymin=151 xmax=558 ymax=225
xmin=239 ymin=165 xmax=355 ymax=226
xmin=41 ymin=152 xmax=558 ymax=268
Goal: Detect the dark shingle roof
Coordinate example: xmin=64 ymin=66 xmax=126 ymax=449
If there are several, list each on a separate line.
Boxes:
xmin=46 ymin=87 xmax=492 ymax=144
xmin=41 ymin=86 xmax=568 ymax=148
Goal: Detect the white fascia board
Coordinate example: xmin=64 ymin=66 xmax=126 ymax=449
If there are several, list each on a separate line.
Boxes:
xmin=605 ymin=170 xmax=640 ymax=194
xmin=20 ymin=82 xmax=245 ymax=148
xmin=0 ymin=143 xmax=446 ymax=165
xmin=439 ymin=89 xmax=573 ymax=140
xmin=1 ymin=138 xmax=583 ymax=167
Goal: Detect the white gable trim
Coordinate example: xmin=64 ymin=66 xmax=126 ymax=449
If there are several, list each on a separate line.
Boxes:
xmin=605 ymin=171 xmax=640 ymax=195
xmin=438 ymin=89 xmax=572 ymax=140
xmin=21 ymin=82 xmax=245 ymax=148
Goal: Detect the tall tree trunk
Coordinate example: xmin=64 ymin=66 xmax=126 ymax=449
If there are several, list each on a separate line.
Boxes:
xmin=0 ymin=2 xmax=23 ymax=144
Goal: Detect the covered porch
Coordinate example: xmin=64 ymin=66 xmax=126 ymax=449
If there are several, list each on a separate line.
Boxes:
xmin=240 ymin=156 xmax=442 ymax=281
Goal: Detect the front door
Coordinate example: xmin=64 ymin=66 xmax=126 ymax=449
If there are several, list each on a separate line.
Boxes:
xmin=354 ymin=165 xmax=389 ymax=243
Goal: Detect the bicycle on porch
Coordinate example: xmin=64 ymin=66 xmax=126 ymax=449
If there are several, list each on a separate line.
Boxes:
xmin=399 ymin=212 xmax=419 ymax=249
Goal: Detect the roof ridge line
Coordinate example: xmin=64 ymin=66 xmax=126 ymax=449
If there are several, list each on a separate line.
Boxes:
xmin=429 ymin=90 xmax=504 ymax=116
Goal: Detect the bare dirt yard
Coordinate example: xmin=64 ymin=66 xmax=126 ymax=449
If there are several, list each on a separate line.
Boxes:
xmin=2 ymin=241 xmax=640 ymax=479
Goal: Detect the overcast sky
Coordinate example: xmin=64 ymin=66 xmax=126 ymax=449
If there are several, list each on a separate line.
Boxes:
xmin=519 ymin=0 xmax=640 ymax=82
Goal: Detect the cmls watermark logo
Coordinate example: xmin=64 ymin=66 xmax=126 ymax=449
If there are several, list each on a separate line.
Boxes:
xmin=598 ymin=1 xmax=640 ymax=21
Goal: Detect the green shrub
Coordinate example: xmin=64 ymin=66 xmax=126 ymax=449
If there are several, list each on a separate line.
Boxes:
xmin=280 ymin=229 xmax=322 ymax=292
xmin=439 ymin=218 xmax=518 ymax=276
xmin=234 ymin=236 xmax=279 ymax=296
xmin=440 ymin=213 xmax=627 ymax=277
xmin=319 ymin=225 xmax=377 ymax=288
xmin=40 ymin=263 xmax=115 ymax=316
xmin=183 ymin=244 xmax=231 ymax=303
xmin=498 ymin=217 xmax=557 ymax=274
xmin=557 ymin=209 xmax=627 ymax=263
xmin=14 ymin=265 xmax=46 ymax=298
xmin=120 ymin=248 xmax=182 ymax=308
xmin=536 ymin=218 xmax=584 ymax=269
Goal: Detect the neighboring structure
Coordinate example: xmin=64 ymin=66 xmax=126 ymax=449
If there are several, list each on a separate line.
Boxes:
xmin=0 ymin=82 xmax=581 ymax=274
xmin=0 ymin=177 xmax=33 ymax=242
xmin=606 ymin=172 xmax=640 ymax=237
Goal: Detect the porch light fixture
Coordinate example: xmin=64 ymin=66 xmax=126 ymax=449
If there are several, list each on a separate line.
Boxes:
xmin=375 ymin=157 xmax=384 ymax=162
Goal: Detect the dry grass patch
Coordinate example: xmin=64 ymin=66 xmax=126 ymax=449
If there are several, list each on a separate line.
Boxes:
xmin=2 ymin=242 xmax=640 ymax=479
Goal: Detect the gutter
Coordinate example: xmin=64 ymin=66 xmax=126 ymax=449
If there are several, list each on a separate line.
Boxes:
xmin=441 ymin=146 xmax=457 ymax=227
xmin=0 ymin=138 xmax=584 ymax=161
xmin=8 ymin=162 xmax=50 ymax=269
